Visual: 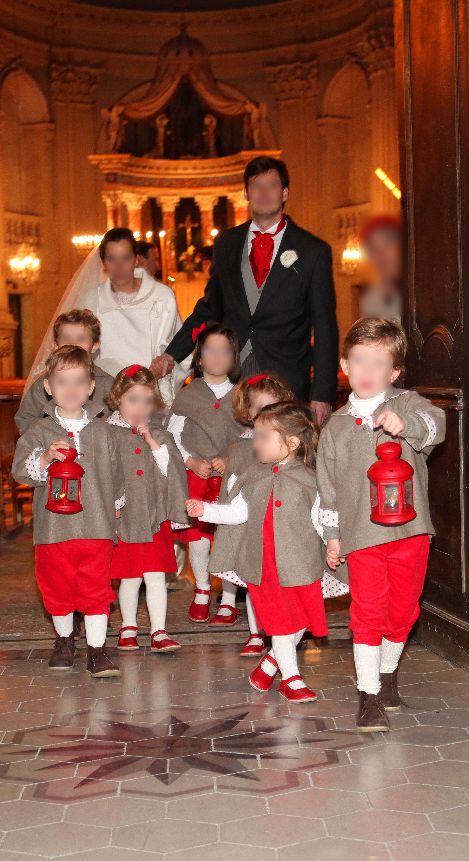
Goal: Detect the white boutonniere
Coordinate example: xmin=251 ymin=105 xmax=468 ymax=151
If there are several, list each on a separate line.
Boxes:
xmin=280 ymin=249 xmax=299 ymax=273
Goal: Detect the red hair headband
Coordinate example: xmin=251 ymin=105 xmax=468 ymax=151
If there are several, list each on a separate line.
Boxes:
xmin=192 ymin=322 xmax=207 ymax=343
xmin=124 ymin=364 xmax=143 ymax=377
xmin=247 ymin=373 xmax=269 ymax=386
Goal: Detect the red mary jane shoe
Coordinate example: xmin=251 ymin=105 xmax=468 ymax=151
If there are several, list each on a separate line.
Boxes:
xmin=209 ymin=605 xmax=240 ymax=626
xmin=277 ymin=675 xmax=317 ymax=703
xmin=117 ymin=626 xmax=139 ymax=651
xmin=248 ymin=653 xmax=279 ymax=692
xmin=150 ymin=630 xmax=181 ymax=653
xmin=188 ymin=588 xmax=211 ymax=623
xmin=240 ymin=634 xmax=266 ymax=657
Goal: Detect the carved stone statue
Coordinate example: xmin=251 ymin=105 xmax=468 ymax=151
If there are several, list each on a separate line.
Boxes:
xmin=203 ymin=114 xmax=217 ymax=158
xmin=244 ymin=101 xmax=264 ymax=149
xmin=100 ymin=104 xmax=127 ymax=153
xmin=155 ymin=114 xmax=169 ymax=158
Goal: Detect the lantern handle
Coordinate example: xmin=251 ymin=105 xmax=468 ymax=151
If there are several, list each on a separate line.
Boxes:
xmin=374 ymin=427 xmax=402 ymax=452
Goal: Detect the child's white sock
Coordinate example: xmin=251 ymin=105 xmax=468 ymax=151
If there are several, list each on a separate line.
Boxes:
xmin=354 ymin=643 xmax=381 ymax=694
xmin=189 ymin=538 xmax=211 ymax=604
xmin=84 ymin=614 xmax=108 ymax=648
xmin=143 ymin=572 xmax=167 ymax=638
xmin=272 ymin=632 xmax=306 ymax=689
xmin=217 ymin=580 xmax=237 ymax=616
xmin=264 ymin=627 xmax=304 ymax=671
xmin=119 ymin=578 xmax=142 ymax=635
xmin=52 ymin=614 xmax=74 ymax=637
xmin=380 ymin=638 xmax=405 ymax=674
xmin=246 ymin=594 xmax=261 ymax=637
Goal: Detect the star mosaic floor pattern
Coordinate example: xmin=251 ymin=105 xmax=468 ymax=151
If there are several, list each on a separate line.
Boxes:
xmin=0 ymin=639 xmax=469 ymax=861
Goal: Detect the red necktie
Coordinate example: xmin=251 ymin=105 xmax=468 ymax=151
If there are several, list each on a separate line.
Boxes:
xmin=249 ymin=217 xmax=286 ymax=289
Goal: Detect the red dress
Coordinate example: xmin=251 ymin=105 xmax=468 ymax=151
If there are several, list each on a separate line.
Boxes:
xmin=174 ymin=471 xmax=222 ymax=543
xmin=248 ymin=494 xmax=328 ymax=637
xmin=111 ymin=520 xmax=177 ymax=579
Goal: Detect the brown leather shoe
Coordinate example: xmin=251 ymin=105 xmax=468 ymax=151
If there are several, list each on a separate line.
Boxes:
xmin=48 ymin=634 xmax=75 ymax=670
xmin=356 ymin=691 xmax=390 ymax=731
xmin=380 ymin=670 xmax=403 ymax=711
xmin=86 ymin=646 xmax=120 ymax=678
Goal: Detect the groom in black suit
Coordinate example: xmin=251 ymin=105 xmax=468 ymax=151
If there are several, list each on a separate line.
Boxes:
xmin=152 ymin=156 xmax=338 ymax=425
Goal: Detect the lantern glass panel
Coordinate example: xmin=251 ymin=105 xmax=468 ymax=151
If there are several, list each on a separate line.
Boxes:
xmin=66 ymin=480 xmax=79 ymax=502
xmin=382 ymin=482 xmax=400 ymax=512
xmin=370 ymin=481 xmax=378 ymax=509
xmin=404 ymin=479 xmax=413 ymax=506
xmin=51 ymin=478 xmax=65 ymax=501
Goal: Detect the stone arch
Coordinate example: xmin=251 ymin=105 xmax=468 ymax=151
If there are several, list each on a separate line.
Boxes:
xmin=321 ymin=62 xmax=370 ymax=208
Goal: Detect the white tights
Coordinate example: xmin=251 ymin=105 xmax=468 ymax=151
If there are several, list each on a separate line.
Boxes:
xmin=119 ymin=572 xmax=167 ymax=638
xmin=189 ymin=538 xmax=211 ymax=604
xmin=260 ymin=629 xmax=306 ymax=690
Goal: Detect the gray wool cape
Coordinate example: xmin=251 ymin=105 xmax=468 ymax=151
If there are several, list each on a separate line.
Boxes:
xmin=316 ymin=386 xmax=446 ymax=557
xmin=165 ymin=377 xmax=242 ymax=469
xmin=12 ymin=400 xmax=124 ymax=545
xmin=111 ymin=422 xmax=190 ymax=543
xmin=206 ymin=458 xmax=329 ymax=588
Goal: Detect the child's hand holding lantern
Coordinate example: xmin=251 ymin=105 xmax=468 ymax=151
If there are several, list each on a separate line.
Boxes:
xmin=40 ymin=440 xmax=71 ymax=471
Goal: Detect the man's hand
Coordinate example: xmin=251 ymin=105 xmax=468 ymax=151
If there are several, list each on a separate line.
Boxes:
xmin=40 ymin=440 xmax=70 ymax=471
xmin=186 ymin=498 xmax=204 ymax=518
xmin=310 ymin=401 xmax=332 ymax=428
xmin=326 ymin=538 xmax=346 ymax=570
xmin=212 ymin=456 xmax=227 ymax=475
xmin=374 ymin=410 xmax=405 ymax=437
xmin=186 ymin=456 xmax=212 ymax=479
xmin=150 ymin=353 xmax=174 ymax=380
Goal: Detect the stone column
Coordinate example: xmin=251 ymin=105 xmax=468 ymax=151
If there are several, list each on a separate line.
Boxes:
xmin=122 ymin=192 xmax=147 ymax=235
xmin=51 ymin=59 xmax=101 ymax=288
xmin=196 ymin=194 xmax=216 ymax=244
xmin=361 ymin=18 xmax=400 ymax=212
xmin=20 ymin=120 xmax=57 ymax=375
xmin=159 ymin=195 xmax=180 ymax=272
xmin=265 ymin=59 xmax=320 ymax=231
xmin=102 ymin=190 xmax=122 ymax=230
xmin=230 ymin=190 xmax=249 ymax=226
xmin=0 ymin=111 xmax=17 ymax=378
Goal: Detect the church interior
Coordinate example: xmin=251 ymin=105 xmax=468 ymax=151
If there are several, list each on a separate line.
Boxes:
xmin=1 ymin=1 xmax=469 ymax=858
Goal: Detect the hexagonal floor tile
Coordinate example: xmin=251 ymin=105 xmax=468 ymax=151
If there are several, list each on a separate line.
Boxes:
xmin=167 ymin=791 xmax=267 ymax=823
xmin=64 ymin=794 xmax=166 ymax=826
xmin=2 ymin=821 xmax=111 ymax=855
xmin=112 ymin=818 xmax=217 ymax=853
xmin=327 ymin=808 xmax=430 ymax=842
xmin=269 ymin=786 xmax=368 ymax=818
xmin=278 ymin=836 xmax=389 ymax=861
xmin=368 ymin=782 xmax=467 ymax=813
xmin=390 ymin=831 xmax=469 ymax=861
xmin=220 ymin=813 xmax=325 ymax=848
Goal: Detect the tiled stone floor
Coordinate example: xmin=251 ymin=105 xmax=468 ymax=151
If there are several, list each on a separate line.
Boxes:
xmin=1 ymin=530 xmax=469 ymax=859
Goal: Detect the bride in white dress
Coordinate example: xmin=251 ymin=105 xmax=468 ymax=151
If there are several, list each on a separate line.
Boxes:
xmin=24 ymin=227 xmax=190 ymax=405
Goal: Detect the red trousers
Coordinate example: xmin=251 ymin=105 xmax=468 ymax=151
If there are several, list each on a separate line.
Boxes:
xmin=35 ymin=539 xmax=115 ymax=617
xmin=347 ymin=534 xmax=430 ymax=646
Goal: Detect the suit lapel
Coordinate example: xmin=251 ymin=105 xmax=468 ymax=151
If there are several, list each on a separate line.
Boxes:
xmin=227 ymin=222 xmax=251 ymax=319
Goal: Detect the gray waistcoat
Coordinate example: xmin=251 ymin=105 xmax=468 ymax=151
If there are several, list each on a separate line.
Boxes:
xmin=239 ymin=237 xmax=264 ymax=363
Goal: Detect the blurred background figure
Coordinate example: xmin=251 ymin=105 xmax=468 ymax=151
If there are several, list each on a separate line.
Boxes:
xmin=357 ymin=215 xmax=403 ymax=322
xmin=136 ymin=240 xmax=162 ymax=281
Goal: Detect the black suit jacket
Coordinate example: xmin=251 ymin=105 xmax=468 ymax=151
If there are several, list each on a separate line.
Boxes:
xmin=167 ymin=218 xmax=339 ymax=402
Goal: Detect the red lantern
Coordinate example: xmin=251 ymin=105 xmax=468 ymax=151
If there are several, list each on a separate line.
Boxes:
xmin=45 ymin=448 xmax=84 ymax=515
xmin=367 ymin=438 xmax=416 ymax=525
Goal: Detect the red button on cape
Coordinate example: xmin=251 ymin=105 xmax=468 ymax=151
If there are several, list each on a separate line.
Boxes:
xmin=213 ymin=403 xmax=221 ymax=409
xmin=274 ymin=500 xmax=282 ymax=507
xmin=355 ymin=418 xmax=363 ymax=426
xmin=272 ymin=465 xmax=279 ymax=474
xmin=136 ymin=469 xmax=144 ymax=476
xmin=67 ymin=432 xmax=74 ymax=438
xmin=135 ymin=447 xmax=141 ymax=454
